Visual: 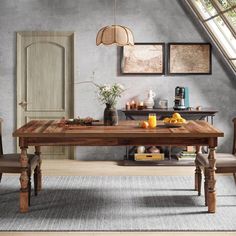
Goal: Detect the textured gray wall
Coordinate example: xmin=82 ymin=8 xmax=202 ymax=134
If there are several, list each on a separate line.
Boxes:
xmin=0 ymin=0 xmax=235 ymax=160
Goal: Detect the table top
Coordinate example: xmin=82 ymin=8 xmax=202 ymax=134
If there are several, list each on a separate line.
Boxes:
xmin=13 ymin=120 xmax=224 ymax=138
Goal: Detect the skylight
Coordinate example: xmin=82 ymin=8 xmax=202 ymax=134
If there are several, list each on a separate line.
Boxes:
xmin=186 ymin=0 xmax=236 ymax=72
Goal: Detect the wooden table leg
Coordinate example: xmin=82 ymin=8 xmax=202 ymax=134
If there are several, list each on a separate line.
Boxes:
xmin=194 ymin=146 xmax=201 ymax=191
xmin=35 ymin=146 xmax=42 ymax=191
xmin=19 ymin=147 xmax=29 ymax=213
xmin=207 ymin=146 xmax=216 ymax=213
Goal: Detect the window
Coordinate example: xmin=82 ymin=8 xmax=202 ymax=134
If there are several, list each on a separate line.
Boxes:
xmin=186 ymin=0 xmax=236 ymax=72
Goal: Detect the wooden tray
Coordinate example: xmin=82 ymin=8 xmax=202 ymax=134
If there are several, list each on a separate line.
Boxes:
xmin=65 ymin=118 xmax=99 ymax=126
xmin=134 ymin=153 xmax=165 ymax=161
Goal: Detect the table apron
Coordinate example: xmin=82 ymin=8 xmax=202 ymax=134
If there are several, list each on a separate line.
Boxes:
xmin=20 ymin=137 xmax=217 ymax=147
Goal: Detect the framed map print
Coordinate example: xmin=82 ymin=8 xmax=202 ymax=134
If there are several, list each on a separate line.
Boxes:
xmin=168 ymin=43 xmax=212 ymax=75
xmin=121 ymin=43 xmax=165 ymax=75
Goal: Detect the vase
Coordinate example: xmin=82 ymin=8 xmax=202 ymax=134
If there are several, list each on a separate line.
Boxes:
xmin=144 ymin=89 xmax=156 ymax=109
xmin=104 ymin=103 xmax=118 ymax=126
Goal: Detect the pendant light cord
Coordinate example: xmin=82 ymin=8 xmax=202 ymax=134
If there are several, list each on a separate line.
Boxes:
xmin=114 ymin=0 xmax=116 ymax=26
xmin=114 ymin=0 xmax=117 ymax=42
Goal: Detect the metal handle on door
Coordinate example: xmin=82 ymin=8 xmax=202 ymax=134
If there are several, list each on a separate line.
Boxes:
xmin=19 ymin=101 xmax=28 ymax=107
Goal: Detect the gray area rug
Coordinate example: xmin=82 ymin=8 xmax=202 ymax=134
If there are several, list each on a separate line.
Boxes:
xmin=0 ymin=175 xmax=236 ymax=231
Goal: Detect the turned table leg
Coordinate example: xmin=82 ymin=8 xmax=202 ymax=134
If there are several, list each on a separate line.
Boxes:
xmin=19 ymin=147 xmax=29 ymax=213
xmin=207 ymin=146 xmax=217 ymax=213
xmin=35 ymin=146 xmax=42 ymax=191
xmin=194 ymin=146 xmax=200 ymax=191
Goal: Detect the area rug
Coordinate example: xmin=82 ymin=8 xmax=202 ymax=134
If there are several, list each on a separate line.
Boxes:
xmin=0 ymin=175 xmax=236 ymax=231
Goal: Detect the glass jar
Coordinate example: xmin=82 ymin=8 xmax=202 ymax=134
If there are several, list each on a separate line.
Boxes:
xmin=148 ymin=113 xmax=157 ymax=128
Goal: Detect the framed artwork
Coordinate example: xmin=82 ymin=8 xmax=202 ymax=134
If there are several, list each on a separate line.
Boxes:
xmin=121 ymin=43 xmax=165 ymax=75
xmin=168 ymin=43 xmax=212 ymax=75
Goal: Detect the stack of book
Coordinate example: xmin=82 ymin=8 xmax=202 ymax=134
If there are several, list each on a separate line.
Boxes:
xmin=177 ymin=150 xmax=196 ymax=161
xmin=176 ymin=146 xmax=196 ymax=161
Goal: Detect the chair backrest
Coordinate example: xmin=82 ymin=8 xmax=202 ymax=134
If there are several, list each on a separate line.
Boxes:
xmin=0 ymin=118 xmax=3 ymax=155
xmin=233 ymin=117 xmax=236 ymax=155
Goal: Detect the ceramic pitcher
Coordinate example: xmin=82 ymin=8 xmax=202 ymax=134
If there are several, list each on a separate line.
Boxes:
xmin=144 ymin=90 xmax=156 ymax=109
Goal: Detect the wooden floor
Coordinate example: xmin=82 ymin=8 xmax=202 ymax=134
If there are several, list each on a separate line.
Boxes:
xmin=41 ymin=160 xmax=196 ymax=176
xmin=1 ymin=160 xmax=235 ymax=236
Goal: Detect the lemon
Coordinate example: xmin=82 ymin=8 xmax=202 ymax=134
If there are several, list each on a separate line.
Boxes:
xmin=163 ymin=117 xmax=170 ymax=123
xmin=172 ymin=113 xmax=181 ymax=119
xmin=170 ymin=118 xmax=178 ymax=123
xmin=178 ymin=118 xmax=186 ymax=123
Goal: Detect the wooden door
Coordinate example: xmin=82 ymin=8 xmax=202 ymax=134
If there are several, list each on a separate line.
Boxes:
xmin=17 ymin=31 xmax=74 ymax=159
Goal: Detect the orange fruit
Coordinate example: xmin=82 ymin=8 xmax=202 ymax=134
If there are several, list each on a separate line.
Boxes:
xmin=138 ymin=121 xmax=146 ymax=128
xmin=142 ymin=121 xmax=149 ymax=129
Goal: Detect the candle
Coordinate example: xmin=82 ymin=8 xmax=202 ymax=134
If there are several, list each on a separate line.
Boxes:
xmin=126 ymin=102 xmax=130 ymax=110
xmin=138 ymin=101 xmax=144 ymax=110
xmin=131 ymin=100 xmax=136 ymax=109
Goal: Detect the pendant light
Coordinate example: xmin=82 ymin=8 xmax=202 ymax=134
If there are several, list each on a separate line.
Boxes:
xmin=96 ymin=0 xmax=134 ymax=46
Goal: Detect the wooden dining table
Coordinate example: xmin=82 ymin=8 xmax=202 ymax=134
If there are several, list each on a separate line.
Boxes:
xmin=13 ymin=119 xmax=224 ymax=213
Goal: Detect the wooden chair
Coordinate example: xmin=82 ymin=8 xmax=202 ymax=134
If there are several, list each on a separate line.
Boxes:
xmin=0 ymin=118 xmax=40 ymax=206
xmin=196 ymin=117 xmax=236 ymax=206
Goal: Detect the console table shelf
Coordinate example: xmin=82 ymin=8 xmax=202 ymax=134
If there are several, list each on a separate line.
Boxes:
xmin=124 ymin=159 xmax=195 ymax=166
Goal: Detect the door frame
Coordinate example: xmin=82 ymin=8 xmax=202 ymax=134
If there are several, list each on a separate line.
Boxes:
xmin=16 ymin=31 xmax=75 ymax=159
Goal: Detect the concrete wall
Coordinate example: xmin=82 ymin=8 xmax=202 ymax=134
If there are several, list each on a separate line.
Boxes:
xmin=0 ymin=0 xmax=235 ymax=160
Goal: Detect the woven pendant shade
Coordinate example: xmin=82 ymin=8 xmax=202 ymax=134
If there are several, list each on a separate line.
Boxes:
xmin=96 ymin=25 xmax=134 ymax=46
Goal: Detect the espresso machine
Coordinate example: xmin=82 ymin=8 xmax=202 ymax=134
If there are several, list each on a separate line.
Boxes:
xmin=173 ymin=87 xmax=189 ymax=110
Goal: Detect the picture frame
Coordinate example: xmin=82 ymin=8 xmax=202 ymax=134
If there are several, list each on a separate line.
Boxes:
xmin=121 ymin=43 xmax=165 ymax=75
xmin=167 ymin=43 xmax=212 ymax=75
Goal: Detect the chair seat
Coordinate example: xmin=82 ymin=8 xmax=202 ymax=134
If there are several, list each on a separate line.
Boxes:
xmin=197 ymin=153 xmax=236 ymax=168
xmin=0 ymin=154 xmax=39 ymax=170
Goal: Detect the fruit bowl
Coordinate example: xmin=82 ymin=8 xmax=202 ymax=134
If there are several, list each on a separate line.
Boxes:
xmin=163 ymin=112 xmax=187 ymax=127
xmin=164 ymin=121 xmax=188 ymax=127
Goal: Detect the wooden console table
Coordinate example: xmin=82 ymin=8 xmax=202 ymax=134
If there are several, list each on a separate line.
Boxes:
xmin=122 ymin=108 xmax=218 ymax=124
xmin=13 ymin=120 xmax=223 ymax=213
xmin=121 ymin=108 xmax=218 ymax=163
